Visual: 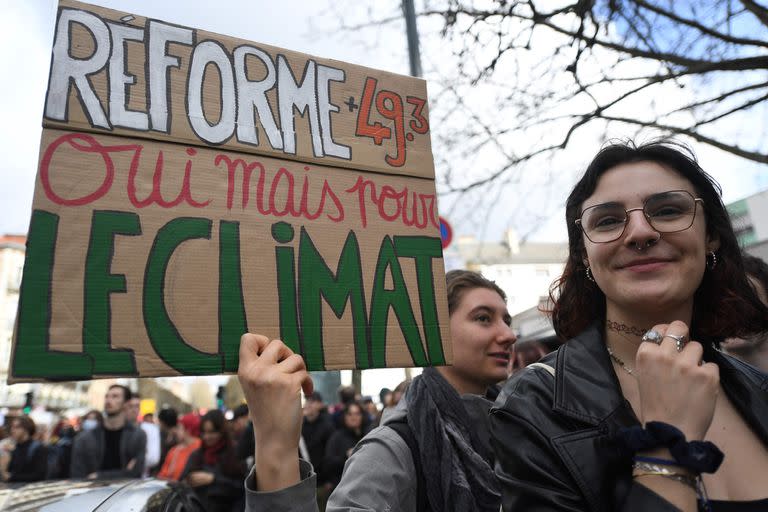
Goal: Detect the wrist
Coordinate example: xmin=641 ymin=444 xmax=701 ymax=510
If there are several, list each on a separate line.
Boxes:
xmin=254 ymin=442 xmax=302 ymax=492
xmin=618 ymin=421 xmax=723 ymax=474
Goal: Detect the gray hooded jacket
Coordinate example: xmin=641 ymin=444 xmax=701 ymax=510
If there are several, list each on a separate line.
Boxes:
xmin=245 ymin=392 xmax=493 ymax=512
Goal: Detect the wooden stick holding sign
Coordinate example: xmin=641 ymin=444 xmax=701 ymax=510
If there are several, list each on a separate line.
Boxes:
xmin=9 ymin=0 xmax=451 ymax=382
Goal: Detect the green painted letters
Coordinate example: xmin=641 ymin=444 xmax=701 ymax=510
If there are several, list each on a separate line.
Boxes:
xmin=83 ymin=210 xmax=141 ymax=375
xmin=369 ymin=236 xmax=427 ymax=367
xmin=219 ymin=221 xmax=247 ymax=372
xmin=273 ymin=222 xmax=301 ymax=353
xmin=12 ymin=210 xmax=93 ymax=379
xmin=298 ymin=227 xmax=368 ymax=370
xmin=144 ymin=217 xmax=223 ymax=374
xmin=394 ymin=236 xmax=445 ymax=365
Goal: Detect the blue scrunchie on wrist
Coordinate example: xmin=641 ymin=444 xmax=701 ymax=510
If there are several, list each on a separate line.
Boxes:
xmin=618 ymin=421 xmax=724 ymax=474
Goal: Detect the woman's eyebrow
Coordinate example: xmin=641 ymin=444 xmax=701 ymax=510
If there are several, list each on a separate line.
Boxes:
xmin=588 ymin=200 xmax=623 ymax=209
xmin=468 ymin=305 xmax=508 ymax=318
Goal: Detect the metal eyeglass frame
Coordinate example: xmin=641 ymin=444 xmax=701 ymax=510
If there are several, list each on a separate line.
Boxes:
xmin=574 ymin=189 xmax=705 ymax=244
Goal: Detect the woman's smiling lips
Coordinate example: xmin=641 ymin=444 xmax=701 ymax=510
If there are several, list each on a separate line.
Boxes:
xmin=619 ymin=257 xmax=672 ymax=272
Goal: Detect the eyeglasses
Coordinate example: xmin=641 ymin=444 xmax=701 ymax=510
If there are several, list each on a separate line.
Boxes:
xmin=575 ymin=190 xmax=704 ymax=244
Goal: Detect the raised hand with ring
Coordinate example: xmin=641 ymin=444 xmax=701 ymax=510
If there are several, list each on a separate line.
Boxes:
xmin=663 ymin=333 xmax=687 ymax=352
xmin=641 ymin=329 xmax=664 ymax=345
xmin=634 ymin=321 xmax=719 ymax=442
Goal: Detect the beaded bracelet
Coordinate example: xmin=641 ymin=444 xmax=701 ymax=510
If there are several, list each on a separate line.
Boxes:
xmin=632 ymin=460 xmax=711 ymax=510
xmin=632 ymin=461 xmax=697 ymax=491
xmin=634 ymin=471 xmax=698 ymax=491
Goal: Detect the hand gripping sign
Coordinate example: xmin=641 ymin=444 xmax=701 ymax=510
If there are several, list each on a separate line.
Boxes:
xmin=9 ymin=0 xmax=450 ymax=382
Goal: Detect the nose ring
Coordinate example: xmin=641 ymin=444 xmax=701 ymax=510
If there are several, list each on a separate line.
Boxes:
xmin=635 ymin=232 xmax=661 ymax=252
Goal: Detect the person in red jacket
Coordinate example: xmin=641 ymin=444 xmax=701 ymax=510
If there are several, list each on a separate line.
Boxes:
xmin=157 ymin=413 xmax=201 ymax=482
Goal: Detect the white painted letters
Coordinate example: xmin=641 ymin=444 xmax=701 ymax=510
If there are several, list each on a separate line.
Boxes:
xmin=277 ymin=56 xmax=322 ymax=157
xmin=147 ymin=20 xmax=194 ymax=133
xmin=317 ymin=65 xmax=351 ymax=160
xmin=107 ymin=22 xmax=149 ymax=130
xmin=234 ymin=46 xmax=282 ymax=149
xmin=45 ymin=9 xmax=355 ymax=160
xmin=46 ymin=8 xmax=111 ymax=128
xmin=187 ymin=41 xmax=236 ymax=144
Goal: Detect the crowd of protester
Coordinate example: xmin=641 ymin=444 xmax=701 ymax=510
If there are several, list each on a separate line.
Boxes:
xmin=0 ymin=378 xmax=444 ymax=512
xmin=4 ymin=139 xmax=768 ymax=511
xmin=0 ymin=383 xmax=260 ymax=511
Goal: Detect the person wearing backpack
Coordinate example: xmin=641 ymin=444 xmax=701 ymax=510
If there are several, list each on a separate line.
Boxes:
xmin=239 ymin=270 xmax=517 ymax=511
xmin=0 ymin=416 xmax=47 ymax=482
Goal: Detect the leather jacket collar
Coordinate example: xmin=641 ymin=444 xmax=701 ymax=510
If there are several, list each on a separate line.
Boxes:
xmin=554 ymin=324 xmax=637 ymax=427
xmin=552 ymin=323 xmax=768 ymax=437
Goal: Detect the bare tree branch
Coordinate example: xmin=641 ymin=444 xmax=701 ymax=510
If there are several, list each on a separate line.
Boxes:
xmin=740 ymin=0 xmax=768 ymax=27
xmin=600 ymin=115 xmax=768 ymax=163
xmin=327 ymin=0 xmax=768 ymax=237
xmin=632 ymin=0 xmax=768 ymax=47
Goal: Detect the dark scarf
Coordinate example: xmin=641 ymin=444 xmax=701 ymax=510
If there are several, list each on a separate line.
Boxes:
xmin=203 ymin=438 xmax=227 ymax=466
xmin=405 ymin=367 xmax=501 ymax=512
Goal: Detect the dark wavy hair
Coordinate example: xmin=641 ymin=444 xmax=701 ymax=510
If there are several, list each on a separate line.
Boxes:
xmin=550 ymin=139 xmax=768 ymax=346
xmin=200 ymin=409 xmax=230 ymax=445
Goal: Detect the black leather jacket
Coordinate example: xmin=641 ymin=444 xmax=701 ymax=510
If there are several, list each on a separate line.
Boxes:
xmin=490 ymin=325 xmax=768 ymax=511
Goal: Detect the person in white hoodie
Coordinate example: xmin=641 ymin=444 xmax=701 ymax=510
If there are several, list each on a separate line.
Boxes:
xmin=125 ymin=394 xmax=160 ymax=477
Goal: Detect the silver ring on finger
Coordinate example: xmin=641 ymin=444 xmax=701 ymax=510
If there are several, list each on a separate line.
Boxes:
xmin=641 ymin=330 xmax=664 ymax=345
xmin=664 ymin=333 xmax=687 ymax=352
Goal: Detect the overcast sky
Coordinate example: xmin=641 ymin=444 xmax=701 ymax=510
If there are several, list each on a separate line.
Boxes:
xmin=2 ymin=0 xmax=766 ymax=244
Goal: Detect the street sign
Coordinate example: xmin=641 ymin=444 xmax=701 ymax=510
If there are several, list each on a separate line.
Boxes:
xmin=439 ymin=216 xmax=453 ymax=249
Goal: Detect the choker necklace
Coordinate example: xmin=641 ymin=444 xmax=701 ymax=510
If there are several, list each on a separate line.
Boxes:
xmin=607 ymin=346 xmax=635 ymax=377
xmin=606 ymin=320 xmax=648 ymax=338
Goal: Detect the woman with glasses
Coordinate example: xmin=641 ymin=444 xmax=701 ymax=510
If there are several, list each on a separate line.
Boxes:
xmin=491 ymin=140 xmax=768 ymax=511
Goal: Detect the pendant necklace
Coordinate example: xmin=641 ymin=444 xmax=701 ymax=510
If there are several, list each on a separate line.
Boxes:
xmin=607 ymin=346 xmax=636 ymax=377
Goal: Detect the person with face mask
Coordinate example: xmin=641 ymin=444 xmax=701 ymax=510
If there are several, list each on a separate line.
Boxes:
xmin=81 ymin=410 xmax=103 ymax=432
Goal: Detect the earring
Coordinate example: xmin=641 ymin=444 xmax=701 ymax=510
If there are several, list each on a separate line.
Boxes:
xmin=706 ymin=251 xmax=717 ymax=270
xmin=585 ymin=265 xmax=595 ymax=282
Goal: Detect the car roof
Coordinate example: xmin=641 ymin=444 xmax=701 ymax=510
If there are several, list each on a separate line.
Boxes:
xmin=0 ymin=478 xmax=177 ymax=512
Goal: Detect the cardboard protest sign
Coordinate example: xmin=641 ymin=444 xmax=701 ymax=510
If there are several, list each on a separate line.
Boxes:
xmin=10 ymin=0 xmax=450 ymax=382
